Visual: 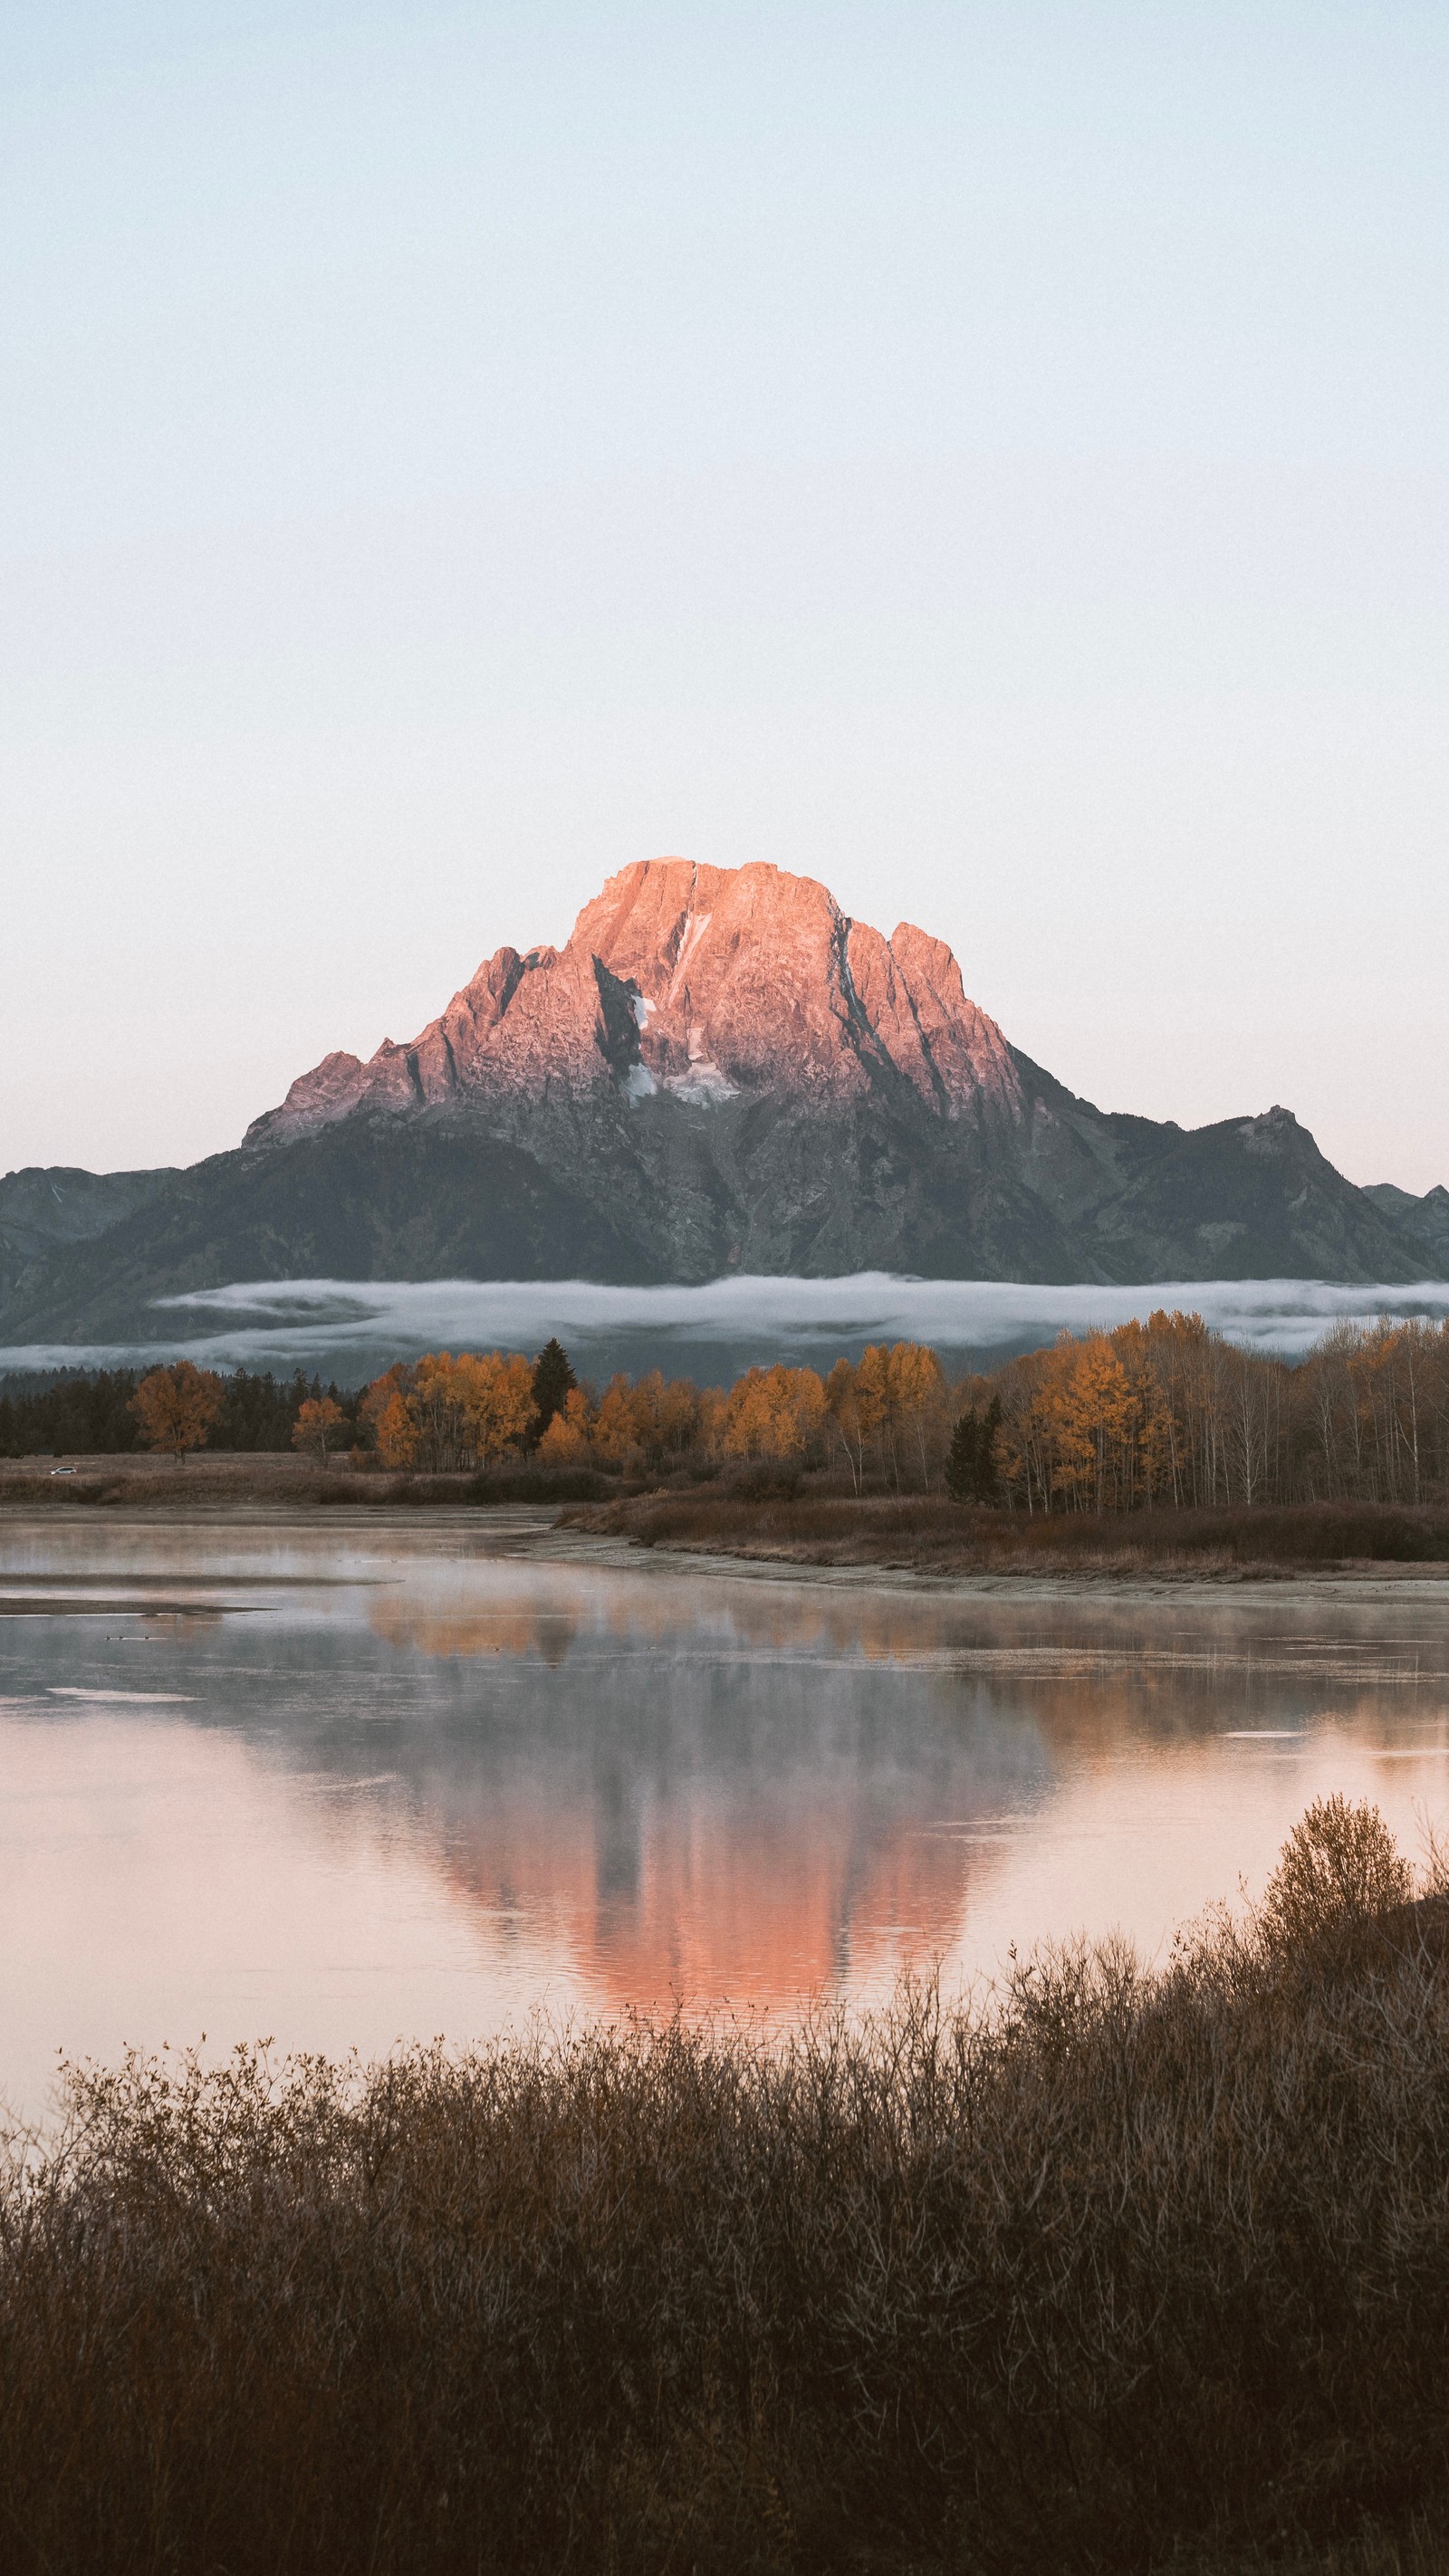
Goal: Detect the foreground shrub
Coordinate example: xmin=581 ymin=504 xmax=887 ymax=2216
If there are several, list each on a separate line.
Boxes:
xmin=2 ymin=1801 xmax=1448 ymax=2573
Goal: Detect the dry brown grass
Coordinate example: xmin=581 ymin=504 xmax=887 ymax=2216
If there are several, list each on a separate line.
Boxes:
xmin=561 ymin=1489 xmax=1449 ymax=1575
xmin=0 ymin=1453 xmax=616 ymax=1510
xmin=8 ymin=1456 xmax=1446 ymax=1568
xmin=1 ymin=1801 xmax=1448 ymax=2572
xmin=0 ymin=1451 xmax=370 ymax=1508
xmin=1224 ymin=2533 xmax=1449 ymax=2576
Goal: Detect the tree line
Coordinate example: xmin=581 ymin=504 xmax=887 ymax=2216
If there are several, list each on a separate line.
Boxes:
xmin=989 ymin=1310 xmax=1449 ymax=1511
xmin=8 ymin=1313 xmax=1449 ymax=1508
xmin=0 ymin=1366 xmax=358 ymax=1460
xmin=353 ymin=1313 xmax=1449 ymax=1506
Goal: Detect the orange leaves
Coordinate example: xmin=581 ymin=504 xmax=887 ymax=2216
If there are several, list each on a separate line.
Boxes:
xmin=998 ymin=1324 xmax=1189 ymax=1512
xmin=291 ymin=1395 xmax=346 ymax=1458
xmin=629 ymin=1370 xmax=702 ymax=1465
xmin=992 ymin=1311 xmax=1299 ymax=1513
xmin=350 ymin=1313 xmax=1449 ymax=1508
xmin=719 ymin=1365 xmax=827 ymax=1463
xmin=360 ymin=1350 xmax=534 ymax=1472
xmin=589 ymin=1372 xmax=702 ymax=1469
xmin=356 ymin=1351 xmax=704 ymax=1477
xmin=130 ymin=1361 xmax=225 ymax=1461
xmin=825 ymin=1344 xmax=946 ymax=1490
xmin=591 ymin=1374 xmax=642 ymax=1465
xmin=458 ymin=1353 xmax=537 ymax=1463
xmin=374 ymin=1390 xmax=418 ymax=1469
xmin=360 ymin=1365 xmax=418 ymax=1467
xmin=538 ymin=1389 xmax=594 ymax=1465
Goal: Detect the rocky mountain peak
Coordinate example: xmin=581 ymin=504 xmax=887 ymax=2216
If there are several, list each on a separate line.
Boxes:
xmin=9 ymin=857 xmax=1448 ymax=1331
xmin=245 ymin=857 xmax=1025 ymax=1144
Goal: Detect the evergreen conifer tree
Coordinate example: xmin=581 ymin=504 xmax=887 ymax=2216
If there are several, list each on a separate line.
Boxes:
xmin=531 ymin=1338 xmax=578 ymax=1440
xmin=945 ymin=1395 xmax=1002 ymax=1504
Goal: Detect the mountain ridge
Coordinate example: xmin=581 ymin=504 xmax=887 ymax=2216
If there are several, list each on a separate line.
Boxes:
xmin=3 ymin=857 xmax=1444 ymax=1346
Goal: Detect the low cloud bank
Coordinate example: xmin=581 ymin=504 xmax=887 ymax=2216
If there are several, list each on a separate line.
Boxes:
xmin=7 ymin=1273 xmax=1449 ymax=1384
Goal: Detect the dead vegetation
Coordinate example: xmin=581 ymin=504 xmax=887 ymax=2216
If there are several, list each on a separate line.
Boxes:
xmin=0 ymin=1453 xmax=604 ymax=1510
xmin=8 ymin=1450 xmax=1449 ymax=1575
xmin=559 ymin=1487 xmax=1449 ymax=1575
xmin=2 ymin=1799 xmax=1448 ymax=2572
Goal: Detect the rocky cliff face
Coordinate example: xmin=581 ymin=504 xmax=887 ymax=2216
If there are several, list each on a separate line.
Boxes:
xmin=3 ymin=858 xmax=1444 ymax=1345
xmin=246 ymin=860 xmax=1025 ymax=1143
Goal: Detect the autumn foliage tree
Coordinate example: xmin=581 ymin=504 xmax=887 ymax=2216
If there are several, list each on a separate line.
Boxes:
xmin=360 ymin=1365 xmax=417 ymax=1467
xmin=537 ymin=1387 xmax=596 ymax=1466
xmin=359 ymin=1352 xmax=537 ymax=1471
xmin=129 ymin=1361 xmax=226 ymax=1463
xmin=719 ymin=1365 xmax=826 ymax=1463
xmin=291 ymin=1395 xmax=347 ymax=1460
xmin=824 ymin=1344 xmax=947 ymax=1491
xmin=340 ymin=1311 xmax=1449 ymax=1509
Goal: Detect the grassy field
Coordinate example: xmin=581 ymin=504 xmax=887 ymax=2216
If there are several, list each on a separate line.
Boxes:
xmin=2 ymin=1799 xmax=1447 ymax=2572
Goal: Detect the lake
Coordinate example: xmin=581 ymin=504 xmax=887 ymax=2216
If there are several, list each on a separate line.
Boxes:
xmin=2 ymin=1510 xmax=1447 ymax=2116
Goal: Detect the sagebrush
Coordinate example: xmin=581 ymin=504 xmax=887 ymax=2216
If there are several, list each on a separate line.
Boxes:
xmin=2 ymin=1796 xmax=1448 ymax=2572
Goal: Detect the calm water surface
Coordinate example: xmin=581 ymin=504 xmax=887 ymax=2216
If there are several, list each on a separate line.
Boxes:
xmin=2 ymin=1512 xmax=1448 ymax=2113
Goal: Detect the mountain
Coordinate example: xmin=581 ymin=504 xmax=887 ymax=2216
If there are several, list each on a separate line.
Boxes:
xmin=1361 ymin=1183 xmax=1449 ymax=1274
xmin=2 ymin=858 xmax=1444 ymax=1347
xmin=0 ymin=1165 xmax=177 ymax=1326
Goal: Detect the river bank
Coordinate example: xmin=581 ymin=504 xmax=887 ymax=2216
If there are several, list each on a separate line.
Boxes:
xmin=556 ymin=1489 xmax=1449 ymax=1581
xmin=5 ymin=1454 xmax=1449 ymax=1585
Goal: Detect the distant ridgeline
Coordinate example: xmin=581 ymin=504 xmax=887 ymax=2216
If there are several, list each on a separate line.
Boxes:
xmin=9 ymin=1308 xmax=1449 ymax=1512
xmin=4 ymin=860 xmax=1449 ymax=1346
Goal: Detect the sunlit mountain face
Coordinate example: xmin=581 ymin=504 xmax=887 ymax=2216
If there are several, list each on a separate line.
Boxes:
xmin=5 ymin=860 xmax=1444 ymax=1355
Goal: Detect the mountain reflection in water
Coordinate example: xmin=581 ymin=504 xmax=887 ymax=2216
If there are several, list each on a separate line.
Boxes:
xmin=0 ymin=1518 xmax=1446 ymax=2113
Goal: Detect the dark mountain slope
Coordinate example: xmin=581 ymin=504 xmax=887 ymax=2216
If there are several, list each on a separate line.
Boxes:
xmin=1363 ymin=1183 xmax=1449 ymax=1273
xmin=0 ymin=1124 xmax=659 ymax=1345
xmin=3 ymin=857 xmax=1442 ymax=1346
xmin=0 ymin=1164 xmax=178 ymax=1320
xmin=1078 ymin=1104 xmax=1423 ymax=1282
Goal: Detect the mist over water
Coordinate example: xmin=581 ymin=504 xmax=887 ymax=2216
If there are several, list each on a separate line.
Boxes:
xmin=7 ymin=1272 xmax=1449 ymax=1384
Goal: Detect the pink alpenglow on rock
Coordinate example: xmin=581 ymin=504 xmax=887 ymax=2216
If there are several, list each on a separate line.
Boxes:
xmin=13 ymin=854 xmax=1430 ymax=1326
xmin=245 ymin=861 xmax=1025 ymax=1144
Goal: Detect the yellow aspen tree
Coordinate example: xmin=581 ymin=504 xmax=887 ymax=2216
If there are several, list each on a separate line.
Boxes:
xmin=852 ymin=1345 xmax=895 ymax=1481
xmin=538 ymin=1387 xmax=593 ymax=1464
xmin=460 ymin=1352 xmax=537 ymax=1463
xmin=291 ymin=1394 xmax=346 ymax=1460
xmin=824 ymin=1357 xmax=867 ymax=1492
xmin=591 ymin=1374 xmax=643 ymax=1466
xmin=374 ymin=1389 xmax=418 ymax=1469
xmin=721 ymin=1365 xmax=825 ymax=1460
xmin=886 ymin=1342 xmax=946 ymax=1489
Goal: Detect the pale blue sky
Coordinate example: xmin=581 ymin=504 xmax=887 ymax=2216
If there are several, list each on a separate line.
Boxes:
xmin=3 ymin=3 xmax=1446 ymax=1187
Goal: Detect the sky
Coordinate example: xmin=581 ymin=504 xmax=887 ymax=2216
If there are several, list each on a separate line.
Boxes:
xmin=2 ymin=1 xmax=1446 ymax=1190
